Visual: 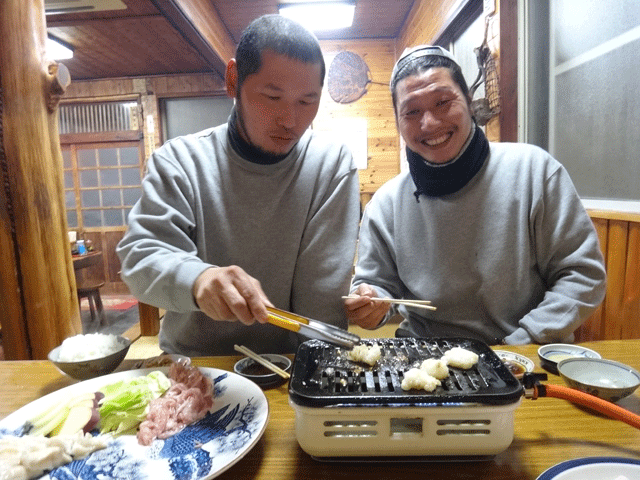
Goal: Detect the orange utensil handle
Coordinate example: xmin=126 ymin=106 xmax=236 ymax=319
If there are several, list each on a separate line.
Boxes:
xmin=533 ymin=383 xmax=640 ymax=430
xmin=266 ymin=307 xmax=310 ymax=325
xmin=267 ymin=313 xmax=302 ymax=333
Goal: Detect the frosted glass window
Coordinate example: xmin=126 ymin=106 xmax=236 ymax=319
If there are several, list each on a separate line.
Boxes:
xmin=102 ymin=189 xmax=122 ymax=207
xmin=77 ymin=149 xmax=96 ymax=167
xmin=103 ymin=209 xmax=124 ymax=227
xmin=82 ymin=190 xmax=100 ymax=208
xmin=553 ymin=43 xmax=640 ymax=199
xmin=80 ymin=170 xmax=98 ymax=187
xmin=64 ymin=142 xmax=143 ymax=228
xmin=67 ymin=210 xmax=78 ymax=228
xmin=122 ymin=187 xmax=141 ymax=205
xmin=99 ymin=148 xmax=118 ymax=167
xmin=82 ymin=210 xmax=101 ymax=228
xmin=553 ymin=0 xmax=640 ymax=64
xmin=162 ymin=96 xmax=233 ymax=140
xmin=65 ymin=190 xmax=76 ymax=209
xmin=121 ymin=167 xmax=141 ymax=186
xmin=549 ymin=0 xmax=640 ymax=200
xmin=64 ymin=171 xmax=74 ymax=188
xmin=62 ymin=150 xmax=71 ymax=168
xmin=120 ymin=147 xmax=139 ymax=165
xmin=100 ymin=169 xmax=120 ymax=187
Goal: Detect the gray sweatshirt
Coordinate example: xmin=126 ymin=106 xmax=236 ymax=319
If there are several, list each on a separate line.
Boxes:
xmin=117 ymin=124 xmax=360 ymax=355
xmin=353 ymin=142 xmax=606 ymax=344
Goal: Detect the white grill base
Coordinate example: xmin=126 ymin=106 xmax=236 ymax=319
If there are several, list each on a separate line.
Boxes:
xmin=290 ymin=399 xmax=522 ymax=457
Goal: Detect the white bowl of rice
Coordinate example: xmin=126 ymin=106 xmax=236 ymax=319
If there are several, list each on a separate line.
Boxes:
xmin=48 ymin=333 xmax=131 ymax=380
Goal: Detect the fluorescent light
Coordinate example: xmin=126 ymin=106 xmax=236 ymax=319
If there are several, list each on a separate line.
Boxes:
xmin=47 ymin=36 xmax=74 ymax=60
xmin=279 ymin=2 xmax=355 ymax=31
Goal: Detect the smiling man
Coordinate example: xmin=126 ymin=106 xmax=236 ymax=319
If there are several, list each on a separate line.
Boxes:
xmin=345 ymin=45 xmax=606 ymax=345
xmin=117 ymin=15 xmax=360 ymax=356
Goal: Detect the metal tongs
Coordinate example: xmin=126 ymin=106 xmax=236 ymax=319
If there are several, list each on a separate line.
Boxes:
xmin=266 ymin=306 xmax=360 ymax=350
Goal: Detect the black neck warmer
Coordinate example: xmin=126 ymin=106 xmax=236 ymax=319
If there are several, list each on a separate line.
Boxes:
xmin=227 ymin=108 xmax=289 ymax=165
xmin=407 ymin=125 xmax=489 ymax=200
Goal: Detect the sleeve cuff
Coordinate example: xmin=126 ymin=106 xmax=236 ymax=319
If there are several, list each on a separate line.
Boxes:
xmin=503 ymin=328 xmax=533 ymax=345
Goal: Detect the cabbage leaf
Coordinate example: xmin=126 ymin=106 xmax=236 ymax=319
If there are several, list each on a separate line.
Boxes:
xmin=99 ymin=370 xmax=171 ymax=435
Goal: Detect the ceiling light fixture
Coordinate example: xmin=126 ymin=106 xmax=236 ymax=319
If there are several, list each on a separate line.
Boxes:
xmin=278 ymin=1 xmax=356 ymax=31
xmin=47 ymin=35 xmax=74 ymax=60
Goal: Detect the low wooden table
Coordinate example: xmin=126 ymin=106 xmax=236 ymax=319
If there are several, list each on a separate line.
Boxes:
xmin=2 ymin=340 xmax=640 ymax=479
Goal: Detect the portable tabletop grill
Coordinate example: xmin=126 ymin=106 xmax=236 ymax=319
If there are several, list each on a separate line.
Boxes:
xmin=288 ymin=338 xmax=524 ymax=459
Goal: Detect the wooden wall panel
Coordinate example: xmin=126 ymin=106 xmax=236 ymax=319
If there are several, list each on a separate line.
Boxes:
xmin=104 ymin=231 xmax=127 ymax=293
xmin=316 ymin=40 xmax=400 ymax=193
xmin=622 ymin=222 xmax=640 ymax=338
xmin=574 ymin=218 xmax=607 ymax=342
xmin=576 ymin=214 xmax=640 ymax=342
xmin=604 ymin=220 xmax=629 ymax=339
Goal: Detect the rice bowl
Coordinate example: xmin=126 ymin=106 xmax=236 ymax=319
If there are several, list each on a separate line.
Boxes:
xmin=49 ymin=334 xmax=131 ymax=380
xmin=57 ymin=333 xmax=125 ymax=362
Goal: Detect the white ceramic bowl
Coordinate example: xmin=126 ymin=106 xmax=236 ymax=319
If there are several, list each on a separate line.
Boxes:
xmin=557 ymin=357 xmax=640 ymax=403
xmin=537 ymin=343 xmax=601 ymax=374
xmin=48 ymin=335 xmax=131 ymax=380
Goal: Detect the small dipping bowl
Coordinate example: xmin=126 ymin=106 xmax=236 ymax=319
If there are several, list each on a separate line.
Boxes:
xmin=234 ymin=353 xmax=292 ymax=389
xmin=558 ymin=357 xmax=640 ymax=403
xmin=48 ymin=334 xmax=131 ymax=381
xmin=537 ymin=343 xmax=601 ymax=374
xmin=494 ymin=350 xmax=535 ymax=379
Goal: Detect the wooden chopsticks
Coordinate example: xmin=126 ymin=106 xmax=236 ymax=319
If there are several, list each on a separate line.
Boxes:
xmin=342 ymin=295 xmax=437 ymax=311
xmin=234 ymin=344 xmax=290 ymax=379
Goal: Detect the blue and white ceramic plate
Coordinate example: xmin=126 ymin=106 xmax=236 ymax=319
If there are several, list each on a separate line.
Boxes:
xmin=537 ymin=457 xmax=640 ymax=479
xmin=0 ymin=367 xmax=269 ymax=479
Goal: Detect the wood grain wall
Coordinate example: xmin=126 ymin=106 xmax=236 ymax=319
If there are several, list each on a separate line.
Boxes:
xmin=316 ymin=40 xmax=400 ymax=198
xmin=576 ymin=212 xmax=640 ymax=341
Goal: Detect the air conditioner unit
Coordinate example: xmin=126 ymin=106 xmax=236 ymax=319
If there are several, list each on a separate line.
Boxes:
xmin=45 ymin=0 xmax=127 ymax=15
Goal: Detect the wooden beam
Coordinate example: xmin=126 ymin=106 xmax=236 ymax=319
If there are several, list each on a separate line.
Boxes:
xmin=0 ymin=0 xmax=82 ymax=359
xmin=150 ymin=0 xmax=236 ymax=79
xmin=60 ymin=131 xmax=142 ymax=144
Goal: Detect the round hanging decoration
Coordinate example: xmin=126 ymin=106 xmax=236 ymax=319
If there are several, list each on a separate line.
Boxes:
xmin=327 ymin=51 xmax=385 ymax=104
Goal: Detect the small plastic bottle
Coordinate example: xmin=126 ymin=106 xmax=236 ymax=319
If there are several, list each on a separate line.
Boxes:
xmin=76 ymin=239 xmax=87 ymax=255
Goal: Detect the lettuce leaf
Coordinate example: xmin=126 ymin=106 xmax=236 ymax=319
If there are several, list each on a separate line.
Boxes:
xmin=99 ymin=370 xmax=171 ymax=435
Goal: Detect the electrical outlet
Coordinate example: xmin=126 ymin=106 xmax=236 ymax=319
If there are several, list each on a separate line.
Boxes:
xmin=483 ymin=0 xmax=495 ymax=15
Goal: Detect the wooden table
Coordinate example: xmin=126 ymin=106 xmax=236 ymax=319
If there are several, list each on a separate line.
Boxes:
xmin=2 ymin=340 xmax=640 ymax=479
xmin=72 ymin=250 xmax=103 ymax=271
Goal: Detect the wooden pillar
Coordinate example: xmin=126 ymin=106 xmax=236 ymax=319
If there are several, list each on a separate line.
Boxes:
xmin=0 ymin=0 xmax=82 ymax=359
xmin=498 ymin=0 xmax=518 ymax=143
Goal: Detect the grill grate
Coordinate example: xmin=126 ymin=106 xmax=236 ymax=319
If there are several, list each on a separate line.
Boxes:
xmin=289 ymin=338 xmax=523 ymax=407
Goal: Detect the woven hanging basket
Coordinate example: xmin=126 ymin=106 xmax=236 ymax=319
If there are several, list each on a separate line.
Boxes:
xmin=327 ymin=51 xmax=373 ymax=104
